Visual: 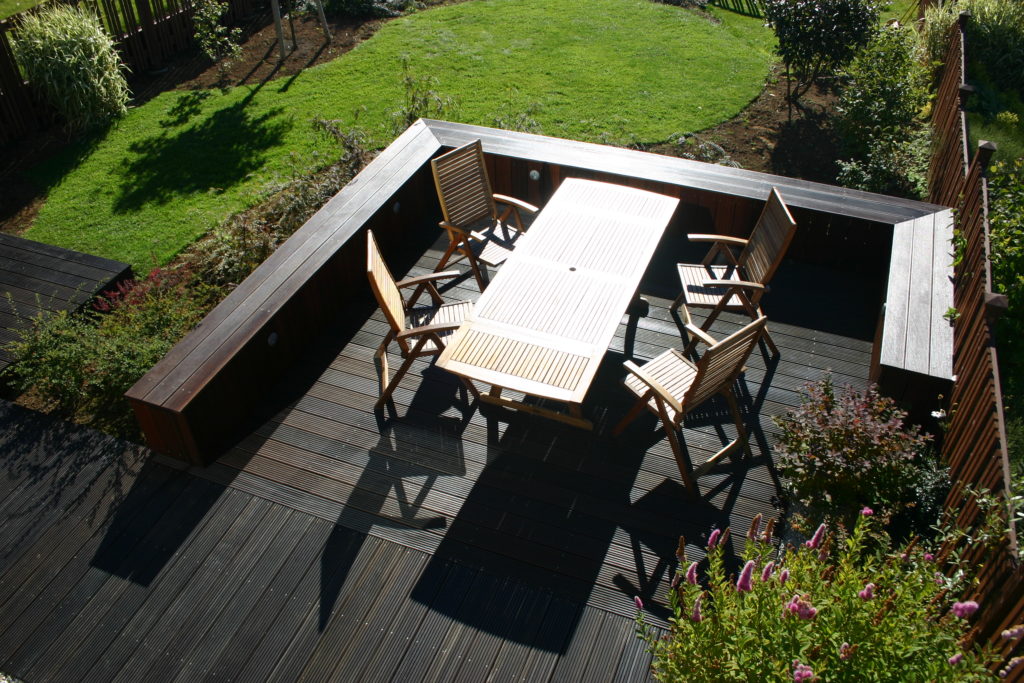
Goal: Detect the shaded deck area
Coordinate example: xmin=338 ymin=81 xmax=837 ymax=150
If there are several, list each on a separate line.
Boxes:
xmin=0 ymin=233 xmax=131 ymax=373
xmin=0 ymin=232 xmax=876 ymax=681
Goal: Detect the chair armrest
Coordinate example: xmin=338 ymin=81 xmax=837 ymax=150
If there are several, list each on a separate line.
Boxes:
xmin=493 ymin=193 xmax=539 ymax=214
xmin=396 ymin=321 xmax=463 ymax=342
xmin=701 ymin=279 xmax=765 ymax=292
xmin=682 ymin=324 xmax=718 ymax=348
xmin=623 ymin=359 xmax=683 ymax=415
xmin=687 ymin=233 xmax=748 ymax=248
xmin=395 ymin=271 xmax=461 ymax=288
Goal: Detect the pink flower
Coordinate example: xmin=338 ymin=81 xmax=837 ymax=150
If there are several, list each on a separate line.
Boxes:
xmin=934 ymin=572 xmax=945 ymax=586
xmin=839 ymin=642 xmax=853 ymax=660
xmin=707 ymin=528 xmax=721 ymax=548
xmin=779 ymin=568 xmax=790 ymax=586
xmin=949 ymin=653 xmax=964 ymax=665
xmin=634 ymin=596 xmax=644 ymax=611
xmin=951 ymin=601 xmax=979 ymax=619
xmin=861 ymin=506 xmax=873 ymax=516
xmin=804 ymin=523 xmax=826 ymax=549
xmin=686 ymin=561 xmax=699 ymax=585
xmin=747 ymin=513 xmax=762 ymax=541
xmin=691 ymin=591 xmax=704 ymax=622
xmin=1000 ymin=655 xmax=1024 ymax=678
xmin=784 ymin=594 xmax=817 ymax=620
xmin=924 ymin=553 xmax=935 ymax=561
xmin=858 ymin=583 xmax=875 ymax=600
xmin=736 ymin=560 xmax=755 ymax=593
xmin=760 ymin=561 xmax=775 ymax=582
xmin=671 ymin=572 xmax=681 ymax=589
xmin=792 ymin=660 xmax=815 ymax=682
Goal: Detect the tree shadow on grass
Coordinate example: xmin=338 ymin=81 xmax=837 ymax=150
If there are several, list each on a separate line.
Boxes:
xmin=113 ymin=95 xmax=293 ymax=213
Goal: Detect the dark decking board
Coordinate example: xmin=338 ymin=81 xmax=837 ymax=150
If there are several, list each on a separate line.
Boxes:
xmin=0 ymin=233 xmax=131 ymax=373
xmin=0 ymin=236 xmax=872 ymax=681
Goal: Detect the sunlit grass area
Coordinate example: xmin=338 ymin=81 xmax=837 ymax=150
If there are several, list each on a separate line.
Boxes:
xmin=24 ymin=0 xmax=774 ymax=273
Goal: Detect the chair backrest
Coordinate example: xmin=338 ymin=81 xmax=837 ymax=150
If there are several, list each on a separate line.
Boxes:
xmin=739 ymin=187 xmax=797 ymax=285
xmin=683 ymin=316 xmax=767 ymax=409
xmin=366 ymin=231 xmax=406 ymax=334
xmin=431 ymin=139 xmax=497 ymax=229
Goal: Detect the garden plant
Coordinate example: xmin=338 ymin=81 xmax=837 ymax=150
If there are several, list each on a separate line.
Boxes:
xmin=636 ymin=511 xmax=995 ymax=681
xmin=11 ymin=3 xmax=129 ymax=133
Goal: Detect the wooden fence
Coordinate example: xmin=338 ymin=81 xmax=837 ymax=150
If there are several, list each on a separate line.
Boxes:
xmin=928 ymin=13 xmax=1024 ymax=679
xmin=0 ymin=0 xmax=260 ymax=145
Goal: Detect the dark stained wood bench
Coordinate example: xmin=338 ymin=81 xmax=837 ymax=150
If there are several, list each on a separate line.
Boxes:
xmin=126 ymin=119 xmax=952 ymax=464
xmin=0 ymin=233 xmax=131 ymax=374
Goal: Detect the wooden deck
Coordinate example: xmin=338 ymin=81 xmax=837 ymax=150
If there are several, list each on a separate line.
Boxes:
xmin=0 ymin=233 xmax=876 ymax=682
xmin=0 ymin=233 xmax=131 ymax=373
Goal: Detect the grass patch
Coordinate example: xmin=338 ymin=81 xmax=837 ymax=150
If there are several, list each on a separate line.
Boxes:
xmin=24 ymin=0 xmax=774 ymax=273
xmin=966 ymin=76 xmax=1024 ymax=164
xmin=0 ymin=0 xmax=40 ymax=19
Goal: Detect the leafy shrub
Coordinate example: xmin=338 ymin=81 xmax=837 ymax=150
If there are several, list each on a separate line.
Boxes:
xmin=774 ymin=376 xmax=943 ymax=528
xmin=326 ymin=0 xmax=412 ymax=18
xmin=390 ymin=55 xmax=459 ymax=135
xmin=193 ymin=0 xmax=242 ymax=64
xmin=762 ymin=0 xmax=879 ymax=99
xmin=836 ymin=126 xmax=930 ymax=198
xmin=6 ymin=267 xmax=217 ymax=437
xmin=636 ymin=512 xmax=994 ymax=682
xmin=12 ymin=4 xmax=129 ymax=132
xmin=837 ymin=24 xmax=929 ymax=159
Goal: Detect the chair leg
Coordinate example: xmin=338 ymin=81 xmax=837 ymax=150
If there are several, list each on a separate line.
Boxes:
xmin=670 ymin=291 xmax=686 ymax=313
xmin=663 ymin=420 xmax=698 ymax=496
xmin=761 ymin=325 xmax=780 ymax=357
xmin=612 ymin=395 xmax=649 ymax=436
xmin=375 ymin=354 xmax=416 ymax=410
xmin=434 ymin=241 xmax=459 ymax=272
xmin=465 ymin=251 xmax=487 ymax=291
xmin=724 ymin=388 xmax=749 ymax=449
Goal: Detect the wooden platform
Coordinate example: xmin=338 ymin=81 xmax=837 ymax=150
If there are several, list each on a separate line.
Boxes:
xmin=0 ymin=236 xmax=875 ymax=682
xmin=0 ymin=233 xmax=131 ymax=373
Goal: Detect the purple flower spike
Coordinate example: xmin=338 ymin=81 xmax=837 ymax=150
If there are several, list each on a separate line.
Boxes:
xmin=779 ymin=568 xmax=790 ymax=586
xmin=804 ymin=523 xmax=826 ymax=549
xmin=691 ymin=592 xmax=704 ymax=622
xmin=858 ymin=583 xmax=875 ymax=600
xmin=951 ymin=601 xmax=979 ymax=619
xmin=761 ymin=561 xmax=775 ymax=582
xmin=839 ymin=642 xmax=853 ymax=661
xmin=924 ymin=552 xmax=935 ymax=561
xmin=736 ymin=560 xmax=755 ymax=593
xmin=949 ymin=653 xmax=964 ymax=665
xmin=707 ymin=528 xmax=721 ymax=548
xmin=686 ymin=561 xmax=699 ymax=585
xmin=861 ymin=506 xmax=873 ymax=516
xmin=1001 ymin=625 xmax=1024 ymax=641
xmin=792 ymin=660 xmax=814 ymax=682
xmin=634 ymin=596 xmax=644 ymax=611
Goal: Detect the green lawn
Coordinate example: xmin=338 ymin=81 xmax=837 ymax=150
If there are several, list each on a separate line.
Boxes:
xmin=0 ymin=0 xmax=39 ymax=19
xmin=24 ymin=0 xmax=774 ymax=273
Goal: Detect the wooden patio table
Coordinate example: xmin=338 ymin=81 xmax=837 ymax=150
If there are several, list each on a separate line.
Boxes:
xmin=436 ymin=177 xmax=679 ymax=429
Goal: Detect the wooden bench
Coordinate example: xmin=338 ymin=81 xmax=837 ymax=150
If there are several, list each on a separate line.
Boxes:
xmin=871 ymin=209 xmax=955 ymax=418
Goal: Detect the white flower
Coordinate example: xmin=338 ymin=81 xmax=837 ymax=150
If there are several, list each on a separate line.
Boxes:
xmin=931 ymin=409 xmax=946 ymax=419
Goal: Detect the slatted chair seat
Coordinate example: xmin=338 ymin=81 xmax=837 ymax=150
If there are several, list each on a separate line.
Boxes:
xmin=431 ymin=139 xmax=539 ymax=290
xmin=614 ymin=316 xmax=767 ymax=496
xmin=367 ymin=230 xmax=478 ymax=411
xmin=676 ymin=263 xmax=748 ymax=309
xmin=671 ymin=187 xmax=796 ymax=356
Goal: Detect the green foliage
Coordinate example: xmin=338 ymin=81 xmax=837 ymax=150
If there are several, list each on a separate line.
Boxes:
xmin=921 ymin=0 xmax=1024 ymax=93
xmin=11 ymin=3 xmax=129 ymax=132
xmin=836 ymin=124 xmax=930 ymax=198
xmin=5 ymin=268 xmax=216 ymax=437
xmin=637 ymin=513 xmax=994 ymax=682
xmin=774 ymin=376 xmax=944 ymax=529
xmin=390 ymin=55 xmax=459 ymax=135
xmin=989 ymin=158 xmax=1024 ymax=487
xmin=837 ymin=24 xmax=928 ymax=159
xmin=192 ymin=0 xmax=242 ymax=64
xmin=762 ymin=0 xmax=879 ymax=98
xmin=326 ymin=0 xmax=410 ymax=18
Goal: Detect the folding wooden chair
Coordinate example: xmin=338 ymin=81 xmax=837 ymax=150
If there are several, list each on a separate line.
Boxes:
xmin=431 ymin=139 xmax=539 ymax=290
xmin=613 ymin=316 xmax=767 ymax=495
xmin=671 ymin=187 xmax=796 ymax=356
xmin=367 ymin=230 xmax=477 ymax=410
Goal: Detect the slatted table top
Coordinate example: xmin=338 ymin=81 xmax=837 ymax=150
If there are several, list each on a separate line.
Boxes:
xmin=437 ymin=178 xmax=679 ymax=405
